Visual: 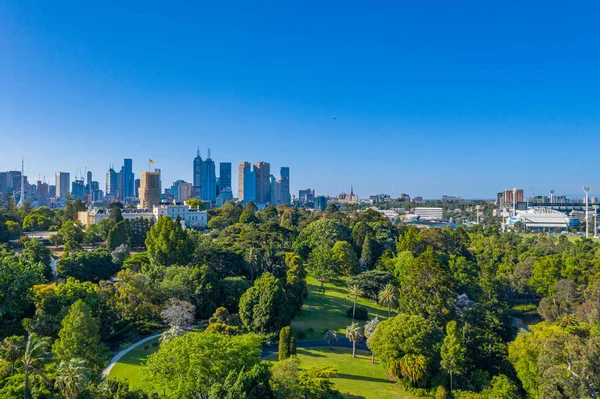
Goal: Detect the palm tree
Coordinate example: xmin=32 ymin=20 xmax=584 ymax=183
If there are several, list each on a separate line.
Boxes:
xmin=345 ymin=323 xmax=362 ymax=358
xmin=0 ymin=335 xmax=25 ymax=375
xmin=55 ymin=359 xmax=91 ymax=399
xmin=347 ymin=284 xmax=362 ymax=322
xmin=378 ymin=283 xmax=398 ymax=317
xmin=364 ymin=317 xmax=380 ymax=364
xmin=245 ymin=247 xmax=258 ymax=282
xmin=22 ymin=334 xmax=49 ymax=399
xmin=324 ymin=330 xmax=338 ymax=350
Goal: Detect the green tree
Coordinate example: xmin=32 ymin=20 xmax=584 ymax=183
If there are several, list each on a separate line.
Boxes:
xmin=369 ymin=313 xmax=439 ymax=385
xmin=308 ymin=244 xmax=339 ymax=292
xmin=145 ymin=216 xmax=194 ymax=266
xmin=481 ymin=375 xmax=520 ymax=399
xmin=0 ymin=336 xmax=24 ymax=375
xmin=22 ymin=334 xmax=49 ymax=399
xmin=56 ymin=249 xmax=118 ymax=283
xmin=208 ymin=363 xmax=274 ymax=399
xmin=348 ymin=284 xmax=362 ymax=322
xmin=54 ymin=358 xmax=92 ymax=399
xmin=146 ymin=332 xmax=262 ymax=398
xmin=397 ymin=248 xmax=456 ymax=325
xmin=324 ymin=330 xmax=338 ymax=350
xmin=293 ymin=219 xmax=352 ymax=259
xmin=359 ymin=235 xmax=375 ymax=270
xmin=5 ymin=220 xmax=22 ymax=240
xmin=332 ymin=240 xmax=359 ymax=276
xmin=53 ymin=300 xmax=104 ymax=369
xmin=440 ymin=320 xmax=466 ymax=392
xmin=378 ymin=283 xmax=398 ymax=317
xmin=0 ymin=255 xmax=46 ymax=320
xmin=345 ymin=322 xmax=362 ymax=358
xmin=278 ymin=326 xmax=295 ymax=361
xmin=239 ymin=272 xmax=292 ymax=337
xmin=107 ymin=219 xmax=130 ymax=250
xmin=186 ymin=197 xmax=206 ymax=210
xmin=529 ymin=255 xmax=563 ymax=297
xmin=285 ymin=253 xmax=308 ymax=317
xmin=22 ymin=214 xmax=53 ymax=231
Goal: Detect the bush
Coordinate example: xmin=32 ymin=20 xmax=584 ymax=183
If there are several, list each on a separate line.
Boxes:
xmin=346 ymin=306 xmax=369 ymax=320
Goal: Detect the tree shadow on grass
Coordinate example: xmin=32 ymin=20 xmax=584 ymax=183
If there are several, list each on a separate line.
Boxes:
xmin=296 ymin=348 xmax=326 ymax=358
xmin=344 ymin=395 xmax=367 ymax=399
xmin=335 ymin=373 xmax=391 ymax=384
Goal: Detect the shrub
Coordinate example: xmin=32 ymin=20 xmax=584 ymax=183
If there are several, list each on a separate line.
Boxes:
xmin=346 ymin=306 xmax=369 ymax=320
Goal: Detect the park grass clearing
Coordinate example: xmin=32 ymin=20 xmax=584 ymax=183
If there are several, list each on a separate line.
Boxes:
xmin=265 ymin=347 xmax=417 ymax=399
xmin=291 ymin=277 xmax=392 ymax=340
xmin=108 ymin=336 xmax=160 ymax=394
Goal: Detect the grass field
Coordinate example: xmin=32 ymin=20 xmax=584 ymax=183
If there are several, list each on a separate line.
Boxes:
xmin=108 ymin=336 xmax=161 ymax=393
xmin=292 ymin=277 xmax=392 ymax=340
xmin=265 ymin=347 xmax=416 ymax=399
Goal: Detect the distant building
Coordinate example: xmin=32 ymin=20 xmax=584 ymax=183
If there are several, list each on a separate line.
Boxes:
xmin=201 ymin=150 xmax=217 ymax=203
xmin=299 ymin=189 xmax=315 ymax=203
xmin=253 ymin=162 xmax=270 ymax=204
xmin=122 ymin=158 xmax=134 ymax=198
xmin=414 ymin=207 xmax=443 ymax=221
xmin=55 ymin=172 xmax=70 ymax=199
xmin=500 ymin=188 xmax=524 ymax=205
xmin=134 ymin=178 xmax=140 ymax=198
xmin=71 ymin=179 xmax=85 ymax=199
xmin=178 ymin=182 xmax=193 ymax=202
xmin=106 ymin=167 xmax=118 ymax=198
xmin=193 ymin=149 xmax=203 ymax=199
xmin=238 ymin=162 xmax=256 ymax=203
xmin=441 ymin=195 xmax=464 ymax=203
xmin=506 ymin=208 xmax=577 ymax=231
xmin=314 ymin=196 xmax=328 ymax=211
xmin=270 ymin=167 xmax=291 ymax=205
xmin=139 ymin=171 xmax=161 ymax=208
xmin=219 ymin=162 xmax=232 ymax=194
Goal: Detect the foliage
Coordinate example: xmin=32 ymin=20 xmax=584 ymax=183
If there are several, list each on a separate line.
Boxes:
xmin=146 ymin=332 xmax=262 ymax=398
xmin=239 ymin=272 xmax=292 ymax=337
xmin=440 ymin=320 xmax=466 ymax=391
xmin=160 ymin=298 xmax=195 ymax=328
xmin=52 ymin=300 xmax=105 ymax=369
xmin=55 ymin=358 xmax=92 ymax=399
xmin=145 ymin=216 xmax=194 ymax=266
xmin=57 ymin=248 xmax=118 ymax=283
xmin=347 ymin=270 xmax=397 ymax=302
xmin=278 ymin=326 xmax=296 ymax=361
xmin=346 ymin=306 xmax=369 ymax=321
xmin=293 ymin=219 xmax=352 ymax=258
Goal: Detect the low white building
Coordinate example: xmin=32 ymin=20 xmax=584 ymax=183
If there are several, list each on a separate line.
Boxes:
xmin=414 ymin=207 xmax=444 ymax=221
xmin=507 ymin=207 xmax=576 ymax=231
xmin=78 ymin=203 xmax=207 ymax=229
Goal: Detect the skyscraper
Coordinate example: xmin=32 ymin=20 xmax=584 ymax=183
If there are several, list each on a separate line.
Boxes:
xmin=106 ymin=167 xmax=118 ymax=197
xmin=122 ymin=158 xmax=134 ymax=198
xmin=270 ymin=167 xmax=291 ymax=205
xmin=238 ymin=162 xmax=256 ymax=203
xmin=55 ymin=172 xmax=70 ymax=199
xmin=253 ymin=161 xmax=270 ymax=204
xmin=219 ymin=162 xmax=232 ymax=194
xmin=139 ymin=171 xmax=161 ymax=208
xmin=201 ymin=149 xmax=216 ymax=203
xmin=71 ymin=179 xmax=85 ymax=199
xmin=193 ymin=149 xmax=203 ymax=199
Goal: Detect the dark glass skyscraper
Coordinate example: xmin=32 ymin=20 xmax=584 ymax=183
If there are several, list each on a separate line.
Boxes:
xmin=202 ymin=149 xmax=216 ymax=203
xmin=219 ymin=162 xmax=232 ymax=194
xmin=193 ymin=149 xmax=202 ymax=199
xmin=122 ymin=158 xmax=134 ymax=198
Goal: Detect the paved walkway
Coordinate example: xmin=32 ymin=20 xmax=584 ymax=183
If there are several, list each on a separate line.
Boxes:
xmin=101 ymin=332 xmax=163 ymax=378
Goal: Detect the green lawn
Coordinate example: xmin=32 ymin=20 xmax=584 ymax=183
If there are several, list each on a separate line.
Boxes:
xmin=266 ymin=347 xmax=417 ymax=399
xmin=109 ymin=336 xmax=160 ymax=393
xmin=292 ymin=277 xmax=393 ymax=340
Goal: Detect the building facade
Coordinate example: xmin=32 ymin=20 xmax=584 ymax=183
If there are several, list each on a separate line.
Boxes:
xmin=193 ymin=149 xmax=203 ymax=199
xmin=219 ymin=162 xmax=232 ymax=194
xmin=139 ymin=171 xmax=161 ymax=208
xmin=201 ymin=150 xmax=216 ymax=203
xmin=253 ymin=161 xmax=270 ymax=204
xmin=55 ymin=172 xmax=70 ymax=199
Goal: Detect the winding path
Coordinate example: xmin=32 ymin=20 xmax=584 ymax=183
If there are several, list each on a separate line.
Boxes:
xmin=102 ymin=332 xmax=163 ymax=378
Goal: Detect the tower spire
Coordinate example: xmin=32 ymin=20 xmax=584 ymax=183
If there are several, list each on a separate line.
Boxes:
xmin=207 ymin=147 xmax=211 ymax=159
xmin=197 ymin=147 xmax=200 ymax=157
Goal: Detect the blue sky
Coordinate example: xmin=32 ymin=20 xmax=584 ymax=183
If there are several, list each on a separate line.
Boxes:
xmin=1 ymin=1 xmax=600 ymax=199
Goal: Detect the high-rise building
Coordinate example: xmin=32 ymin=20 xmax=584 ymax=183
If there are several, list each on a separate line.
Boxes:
xmin=201 ymin=149 xmax=217 ymax=203
xmin=178 ymin=183 xmax=193 ymax=202
xmin=139 ymin=171 xmax=161 ymax=208
xmin=71 ymin=179 xmax=85 ymax=199
xmin=253 ymin=162 xmax=270 ymax=204
xmin=270 ymin=168 xmax=291 ymax=205
xmin=36 ymin=180 xmax=49 ymax=198
xmin=134 ymin=178 xmax=140 ymax=198
xmin=219 ymin=162 xmax=232 ymax=194
xmin=193 ymin=149 xmax=203 ymax=199
xmin=299 ymin=189 xmax=315 ymax=203
xmin=315 ymin=196 xmax=329 ymax=211
xmin=55 ymin=172 xmax=70 ymax=199
xmin=122 ymin=158 xmax=134 ymax=198
xmin=501 ymin=188 xmax=524 ymax=205
xmin=238 ymin=162 xmax=256 ymax=203
xmin=106 ymin=167 xmax=118 ymax=197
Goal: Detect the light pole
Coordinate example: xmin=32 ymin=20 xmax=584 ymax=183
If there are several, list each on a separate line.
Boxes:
xmin=594 ymin=205 xmax=599 ymax=239
xmin=584 ymin=187 xmax=590 ymax=239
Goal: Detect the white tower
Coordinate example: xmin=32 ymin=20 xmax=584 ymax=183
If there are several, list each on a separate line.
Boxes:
xmin=584 ymin=186 xmax=591 ymax=239
xmin=549 ymin=189 xmax=555 ymax=203
xmin=17 ymin=157 xmax=25 ymax=209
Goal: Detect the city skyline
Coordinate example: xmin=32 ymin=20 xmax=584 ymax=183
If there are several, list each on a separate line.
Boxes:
xmin=2 ymin=2 xmax=600 ymax=197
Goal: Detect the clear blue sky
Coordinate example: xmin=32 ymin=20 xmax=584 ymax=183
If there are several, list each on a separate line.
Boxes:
xmin=1 ymin=1 xmax=600 ymax=199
